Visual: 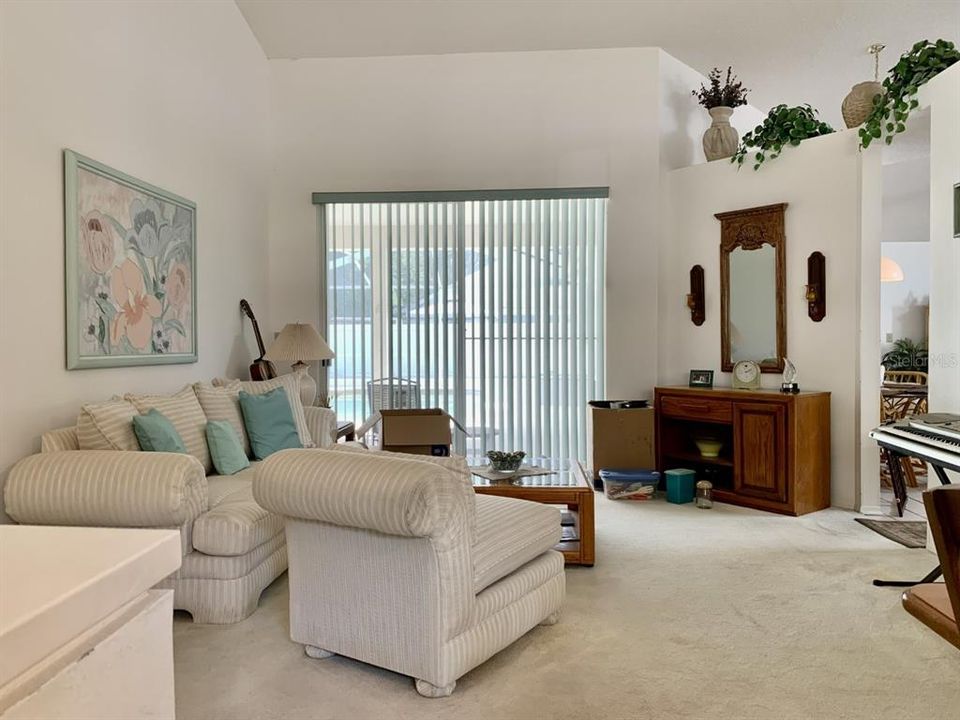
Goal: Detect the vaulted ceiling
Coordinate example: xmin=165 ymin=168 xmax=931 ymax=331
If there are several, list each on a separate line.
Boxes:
xmin=237 ymin=0 xmax=959 ymax=128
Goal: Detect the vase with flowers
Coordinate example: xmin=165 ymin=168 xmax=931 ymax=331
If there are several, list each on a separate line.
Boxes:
xmin=692 ymin=67 xmax=750 ymax=161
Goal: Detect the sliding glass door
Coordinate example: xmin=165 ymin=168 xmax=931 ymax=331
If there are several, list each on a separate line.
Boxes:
xmin=318 ymin=190 xmax=606 ymax=461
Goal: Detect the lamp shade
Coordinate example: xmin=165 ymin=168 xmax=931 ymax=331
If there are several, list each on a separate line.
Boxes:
xmin=265 ymin=323 xmax=335 ymax=363
xmin=880 ymin=256 xmax=904 ymax=283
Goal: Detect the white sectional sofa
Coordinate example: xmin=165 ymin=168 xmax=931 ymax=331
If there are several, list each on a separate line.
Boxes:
xmin=4 ymin=385 xmax=336 ymax=625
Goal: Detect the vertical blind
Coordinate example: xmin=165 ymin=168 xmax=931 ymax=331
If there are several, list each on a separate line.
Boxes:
xmin=319 ymin=191 xmax=607 ymax=461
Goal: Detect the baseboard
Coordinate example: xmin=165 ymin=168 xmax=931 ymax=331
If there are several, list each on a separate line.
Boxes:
xmin=858 ymin=505 xmax=884 ymax=516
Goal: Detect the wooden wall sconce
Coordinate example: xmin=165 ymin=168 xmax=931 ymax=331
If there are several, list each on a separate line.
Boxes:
xmin=687 ymin=265 xmax=705 ymax=326
xmin=805 ymin=251 xmax=826 ymax=322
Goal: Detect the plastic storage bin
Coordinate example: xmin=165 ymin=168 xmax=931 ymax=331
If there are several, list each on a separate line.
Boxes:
xmin=599 ymin=469 xmax=660 ymax=501
xmin=665 ymin=468 xmax=697 ymax=504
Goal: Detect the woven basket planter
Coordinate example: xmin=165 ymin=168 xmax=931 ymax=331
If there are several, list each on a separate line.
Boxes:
xmin=842 ymin=81 xmax=883 ymax=128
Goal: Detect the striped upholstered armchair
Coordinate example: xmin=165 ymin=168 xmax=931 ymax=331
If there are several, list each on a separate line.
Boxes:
xmin=253 ymin=448 xmax=565 ymax=697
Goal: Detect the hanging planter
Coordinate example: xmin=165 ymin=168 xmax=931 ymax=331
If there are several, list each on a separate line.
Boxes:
xmin=843 ymin=81 xmax=884 ymax=129
xmin=842 ymin=44 xmax=886 ymax=129
xmin=732 ymin=104 xmax=835 ymax=170
xmin=860 ymin=39 xmax=960 ymax=149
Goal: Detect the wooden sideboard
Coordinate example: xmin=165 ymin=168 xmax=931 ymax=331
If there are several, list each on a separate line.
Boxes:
xmin=654 ymin=387 xmax=831 ymax=515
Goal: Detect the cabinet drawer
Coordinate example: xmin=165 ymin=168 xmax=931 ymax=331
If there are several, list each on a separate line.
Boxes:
xmin=660 ymin=396 xmax=733 ymax=423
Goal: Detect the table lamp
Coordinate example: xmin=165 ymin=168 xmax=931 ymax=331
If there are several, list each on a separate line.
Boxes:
xmin=265 ymin=323 xmax=334 ymax=406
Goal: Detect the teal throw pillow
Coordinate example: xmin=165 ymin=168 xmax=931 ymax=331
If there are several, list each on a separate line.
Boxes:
xmin=133 ymin=408 xmax=188 ymax=454
xmin=206 ymin=420 xmax=251 ymax=475
xmin=238 ymin=387 xmax=302 ymax=460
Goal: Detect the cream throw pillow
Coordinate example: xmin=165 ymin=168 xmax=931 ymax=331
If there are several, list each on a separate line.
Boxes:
xmin=194 ymin=382 xmax=251 ymax=458
xmin=76 ymin=398 xmax=139 ymax=451
xmin=126 ymin=386 xmax=212 ymax=473
xmin=213 ymin=375 xmax=315 ymax=448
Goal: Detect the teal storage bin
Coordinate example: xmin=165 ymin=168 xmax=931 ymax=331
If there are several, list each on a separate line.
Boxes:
xmin=665 ymin=468 xmax=696 ymax=504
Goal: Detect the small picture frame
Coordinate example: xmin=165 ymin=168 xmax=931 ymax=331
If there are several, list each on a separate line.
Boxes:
xmin=689 ymin=369 xmax=714 ymax=388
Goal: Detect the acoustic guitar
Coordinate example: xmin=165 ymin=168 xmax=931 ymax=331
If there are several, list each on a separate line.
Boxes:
xmin=239 ymin=299 xmax=277 ymax=381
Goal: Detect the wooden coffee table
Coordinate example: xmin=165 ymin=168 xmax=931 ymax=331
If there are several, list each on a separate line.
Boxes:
xmin=471 ymin=458 xmax=595 ymax=566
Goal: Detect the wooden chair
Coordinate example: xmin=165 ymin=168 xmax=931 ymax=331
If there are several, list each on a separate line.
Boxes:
xmin=884 ymin=370 xmax=929 ymax=385
xmin=901 ymin=485 xmax=960 ymax=649
xmin=367 ymin=378 xmax=421 ymax=413
xmin=880 ymin=370 xmax=929 ymax=489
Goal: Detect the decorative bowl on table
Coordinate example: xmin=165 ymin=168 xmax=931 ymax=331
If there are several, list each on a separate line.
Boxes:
xmin=694 ymin=438 xmax=724 ymax=458
xmin=486 ymin=450 xmax=526 ymax=473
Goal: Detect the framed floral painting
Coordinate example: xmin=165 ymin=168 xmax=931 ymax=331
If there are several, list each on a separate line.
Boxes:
xmin=65 ymin=150 xmax=197 ymax=369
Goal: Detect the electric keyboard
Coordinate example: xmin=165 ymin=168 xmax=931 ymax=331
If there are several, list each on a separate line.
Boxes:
xmin=868 ymin=415 xmax=957 ymax=587
xmin=870 ymin=415 xmax=958 ymax=519
xmin=870 ymin=423 xmax=960 ymax=472
xmin=908 ymin=414 xmax=960 ymax=441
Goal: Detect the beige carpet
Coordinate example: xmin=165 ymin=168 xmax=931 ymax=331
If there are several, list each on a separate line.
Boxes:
xmin=174 ymin=499 xmax=960 ymax=719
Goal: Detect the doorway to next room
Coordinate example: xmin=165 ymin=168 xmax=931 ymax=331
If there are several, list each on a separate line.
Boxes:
xmin=877 ymin=109 xmax=931 ymax=522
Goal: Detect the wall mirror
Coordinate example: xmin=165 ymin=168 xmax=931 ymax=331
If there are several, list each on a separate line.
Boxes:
xmin=716 ymin=203 xmax=787 ymax=373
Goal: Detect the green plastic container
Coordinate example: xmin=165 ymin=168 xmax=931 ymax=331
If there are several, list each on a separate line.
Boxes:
xmin=665 ymin=468 xmax=696 ymax=504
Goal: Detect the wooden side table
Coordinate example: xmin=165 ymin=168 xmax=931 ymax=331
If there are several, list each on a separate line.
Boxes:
xmin=471 ymin=459 xmax=595 ymax=566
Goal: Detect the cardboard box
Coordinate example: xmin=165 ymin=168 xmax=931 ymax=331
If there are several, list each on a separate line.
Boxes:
xmin=590 ymin=406 xmax=656 ymax=480
xmin=380 ymin=409 xmax=453 ymax=456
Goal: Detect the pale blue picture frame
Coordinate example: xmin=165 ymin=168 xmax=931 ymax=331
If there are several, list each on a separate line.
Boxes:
xmin=65 ymin=149 xmax=197 ymax=369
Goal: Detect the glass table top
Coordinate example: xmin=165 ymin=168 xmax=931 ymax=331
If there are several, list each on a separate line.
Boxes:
xmin=468 ymin=456 xmax=586 ymax=488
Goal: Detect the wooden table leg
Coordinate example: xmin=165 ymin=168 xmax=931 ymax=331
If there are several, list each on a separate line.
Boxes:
xmin=577 ymin=489 xmax=595 ymax=566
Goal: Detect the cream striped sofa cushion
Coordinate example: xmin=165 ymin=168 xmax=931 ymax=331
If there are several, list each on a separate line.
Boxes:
xmin=214 ymin=376 xmax=314 ymax=448
xmin=254 ymin=449 xmax=468 ymax=539
xmin=194 ymin=382 xmax=251 ymax=458
xmin=471 ymin=494 xmax=560 ymax=593
xmin=42 ymin=426 xmax=80 ymax=452
xmin=328 ymin=444 xmax=477 ymax=537
xmin=192 ymin=466 xmax=284 ymax=556
xmin=126 ymin=386 xmax=212 ymax=474
xmin=173 ymin=532 xmax=285 ymax=580
xmin=76 ymin=398 xmax=140 ymax=451
xmin=5 ymin=450 xmax=207 ymax=528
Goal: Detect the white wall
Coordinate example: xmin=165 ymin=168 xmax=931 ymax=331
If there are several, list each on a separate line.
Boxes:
xmin=858 ymin=145 xmax=883 ymax=515
xmin=921 ymin=65 xmax=960 ymax=495
xmin=879 ymin=155 xmax=931 ymax=349
xmin=882 ymin=157 xmax=930 ymax=245
xmin=0 ymin=1 xmax=271 ymax=516
xmin=270 ymin=47 xmax=718 ymax=403
xmin=879 ymin=242 xmax=929 ymax=347
xmin=659 ymin=131 xmax=880 ymax=509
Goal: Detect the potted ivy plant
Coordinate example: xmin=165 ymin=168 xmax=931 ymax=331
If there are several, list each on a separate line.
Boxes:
xmin=732 ymin=104 xmax=834 ymax=170
xmin=692 ymin=67 xmax=750 ymax=161
xmin=860 ymin=39 xmax=959 ymax=148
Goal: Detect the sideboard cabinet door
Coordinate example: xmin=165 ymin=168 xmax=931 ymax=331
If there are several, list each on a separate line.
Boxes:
xmin=733 ymin=402 xmax=788 ymax=504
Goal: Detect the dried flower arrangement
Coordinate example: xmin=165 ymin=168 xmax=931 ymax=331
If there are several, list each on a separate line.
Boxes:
xmin=692 ymin=67 xmax=749 ymax=109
